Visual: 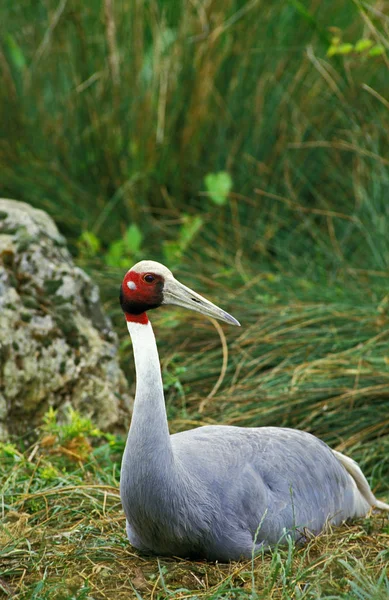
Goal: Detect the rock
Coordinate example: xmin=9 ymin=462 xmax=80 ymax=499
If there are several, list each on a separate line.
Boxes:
xmin=0 ymin=199 xmax=131 ymax=440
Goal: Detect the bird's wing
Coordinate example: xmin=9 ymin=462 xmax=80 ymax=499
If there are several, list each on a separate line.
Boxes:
xmin=171 ymin=425 xmax=362 ymax=542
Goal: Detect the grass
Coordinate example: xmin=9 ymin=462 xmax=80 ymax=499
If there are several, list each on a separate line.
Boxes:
xmin=1 ymin=0 xmax=389 ymax=258
xmin=2 ymin=267 xmax=388 ymax=598
xmin=0 ymin=415 xmax=388 ymax=600
xmin=1 ymin=0 xmax=389 ymax=597
xmin=1 ymin=272 xmax=388 ymax=598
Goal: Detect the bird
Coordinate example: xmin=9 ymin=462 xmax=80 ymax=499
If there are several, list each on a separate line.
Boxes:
xmin=119 ymin=260 xmax=389 ymax=562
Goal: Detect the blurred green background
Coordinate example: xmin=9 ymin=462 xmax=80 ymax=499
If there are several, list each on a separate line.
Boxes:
xmin=1 ymin=0 xmax=389 ymax=482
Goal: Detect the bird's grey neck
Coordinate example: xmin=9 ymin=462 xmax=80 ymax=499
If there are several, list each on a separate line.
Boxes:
xmin=124 ymin=319 xmax=173 ymax=466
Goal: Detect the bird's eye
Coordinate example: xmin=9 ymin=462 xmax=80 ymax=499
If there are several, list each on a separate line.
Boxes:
xmin=143 ymin=274 xmax=155 ymax=284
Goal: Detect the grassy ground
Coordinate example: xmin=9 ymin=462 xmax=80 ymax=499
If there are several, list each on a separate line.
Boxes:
xmin=1 ymin=413 xmax=388 ymax=600
xmin=1 ymin=0 xmax=389 ymax=598
xmin=1 ymin=271 xmax=389 ymax=598
xmin=2 ymin=273 xmax=389 ymax=600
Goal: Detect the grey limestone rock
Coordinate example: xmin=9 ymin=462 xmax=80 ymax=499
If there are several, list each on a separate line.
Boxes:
xmin=0 ymin=199 xmax=131 ymax=440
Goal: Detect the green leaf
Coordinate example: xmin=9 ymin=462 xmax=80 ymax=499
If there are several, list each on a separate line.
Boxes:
xmin=0 ymin=442 xmax=20 ymax=457
xmin=105 ymin=239 xmax=126 ymax=268
xmin=163 ymin=241 xmax=181 ymax=264
xmin=368 ymin=45 xmax=385 ymax=57
xmin=336 ymin=43 xmax=354 ymax=55
xmin=5 ymin=34 xmax=26 ymax=70
xmin=327 ymin=45 xmax=338 ymax=57
xmin=161 ymin=28 xmax=177 ymax=55
xmin=354 ymin=39 xmax=373 ymax=53
xmin=104 ymin=224 xmax=143 ymax=267
xmin=124 ymin=223 xmax=143 ymax=254
xmin=79 ymin=231 xmax=101 ymax=256
xmin=204 ymin=171 xmax=233 ymax=206
xmin=163 ymin=215 xmax=203 ymax=265
xmin=178 ymin=215 xmax=203 ymax=249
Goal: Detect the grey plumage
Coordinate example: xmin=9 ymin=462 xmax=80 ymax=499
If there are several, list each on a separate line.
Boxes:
xmin=119 ymin=261 xmax=389 ymax=561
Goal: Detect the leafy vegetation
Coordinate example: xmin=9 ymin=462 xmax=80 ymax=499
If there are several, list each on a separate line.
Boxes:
xmin=1 ymin=0 xmax=389 ymax=597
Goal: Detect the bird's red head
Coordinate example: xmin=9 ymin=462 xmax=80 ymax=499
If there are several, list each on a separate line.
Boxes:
xmin=120 ymin=263 xmax=166 ymax=324
xmin=120 ymin=260 xmax=241 ymax=327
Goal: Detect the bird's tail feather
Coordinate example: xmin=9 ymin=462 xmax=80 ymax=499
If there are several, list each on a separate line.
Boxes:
xmin=332 ymin=450 xmax=389 ymax=512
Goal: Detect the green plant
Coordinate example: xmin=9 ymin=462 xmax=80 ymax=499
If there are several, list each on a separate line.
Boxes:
xmin=204 ymin=171 xmax=233 ymax=206
xmin=42 ymin=407 xmax=102 ymax=442
xmin=163 ymin=214 xmax=203 ymax=265
xmin=77 ymin=230 xmax=101 ymax=258
xmin=105 ymin=224 xmax=143 ymax=268
xmin=327 ymin=36 xmax=385 ymax=58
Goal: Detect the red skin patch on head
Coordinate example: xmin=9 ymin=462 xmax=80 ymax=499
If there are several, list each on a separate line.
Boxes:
xmin=125 ymin=312 xmax=148 ymax=324
xmin=122 ymin=271 xmax=157 ymax=303
xmin=120 ymin=270 xmax=164 ymax=324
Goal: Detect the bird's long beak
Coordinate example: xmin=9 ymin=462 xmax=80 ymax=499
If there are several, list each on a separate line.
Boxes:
xmin=162 ymin=277 xmax=240 ymax=326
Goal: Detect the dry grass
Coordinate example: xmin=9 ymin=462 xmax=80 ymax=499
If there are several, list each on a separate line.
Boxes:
xmin=1 ymin=445 xmax=388 ymax=600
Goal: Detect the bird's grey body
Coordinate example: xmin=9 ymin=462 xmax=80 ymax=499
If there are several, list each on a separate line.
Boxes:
xmin=119 ymin=261 xmax=389 ymax=561
xmin=122 ymin=424 xmax=368 ymax=561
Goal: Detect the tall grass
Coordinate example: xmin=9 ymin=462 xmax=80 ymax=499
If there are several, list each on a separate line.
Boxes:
xmin=1 ymin=0 xmax=388 ymax=268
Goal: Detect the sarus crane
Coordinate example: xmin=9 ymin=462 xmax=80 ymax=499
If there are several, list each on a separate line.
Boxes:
xmin=119 ymin=260 xmax=389 ymax=561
